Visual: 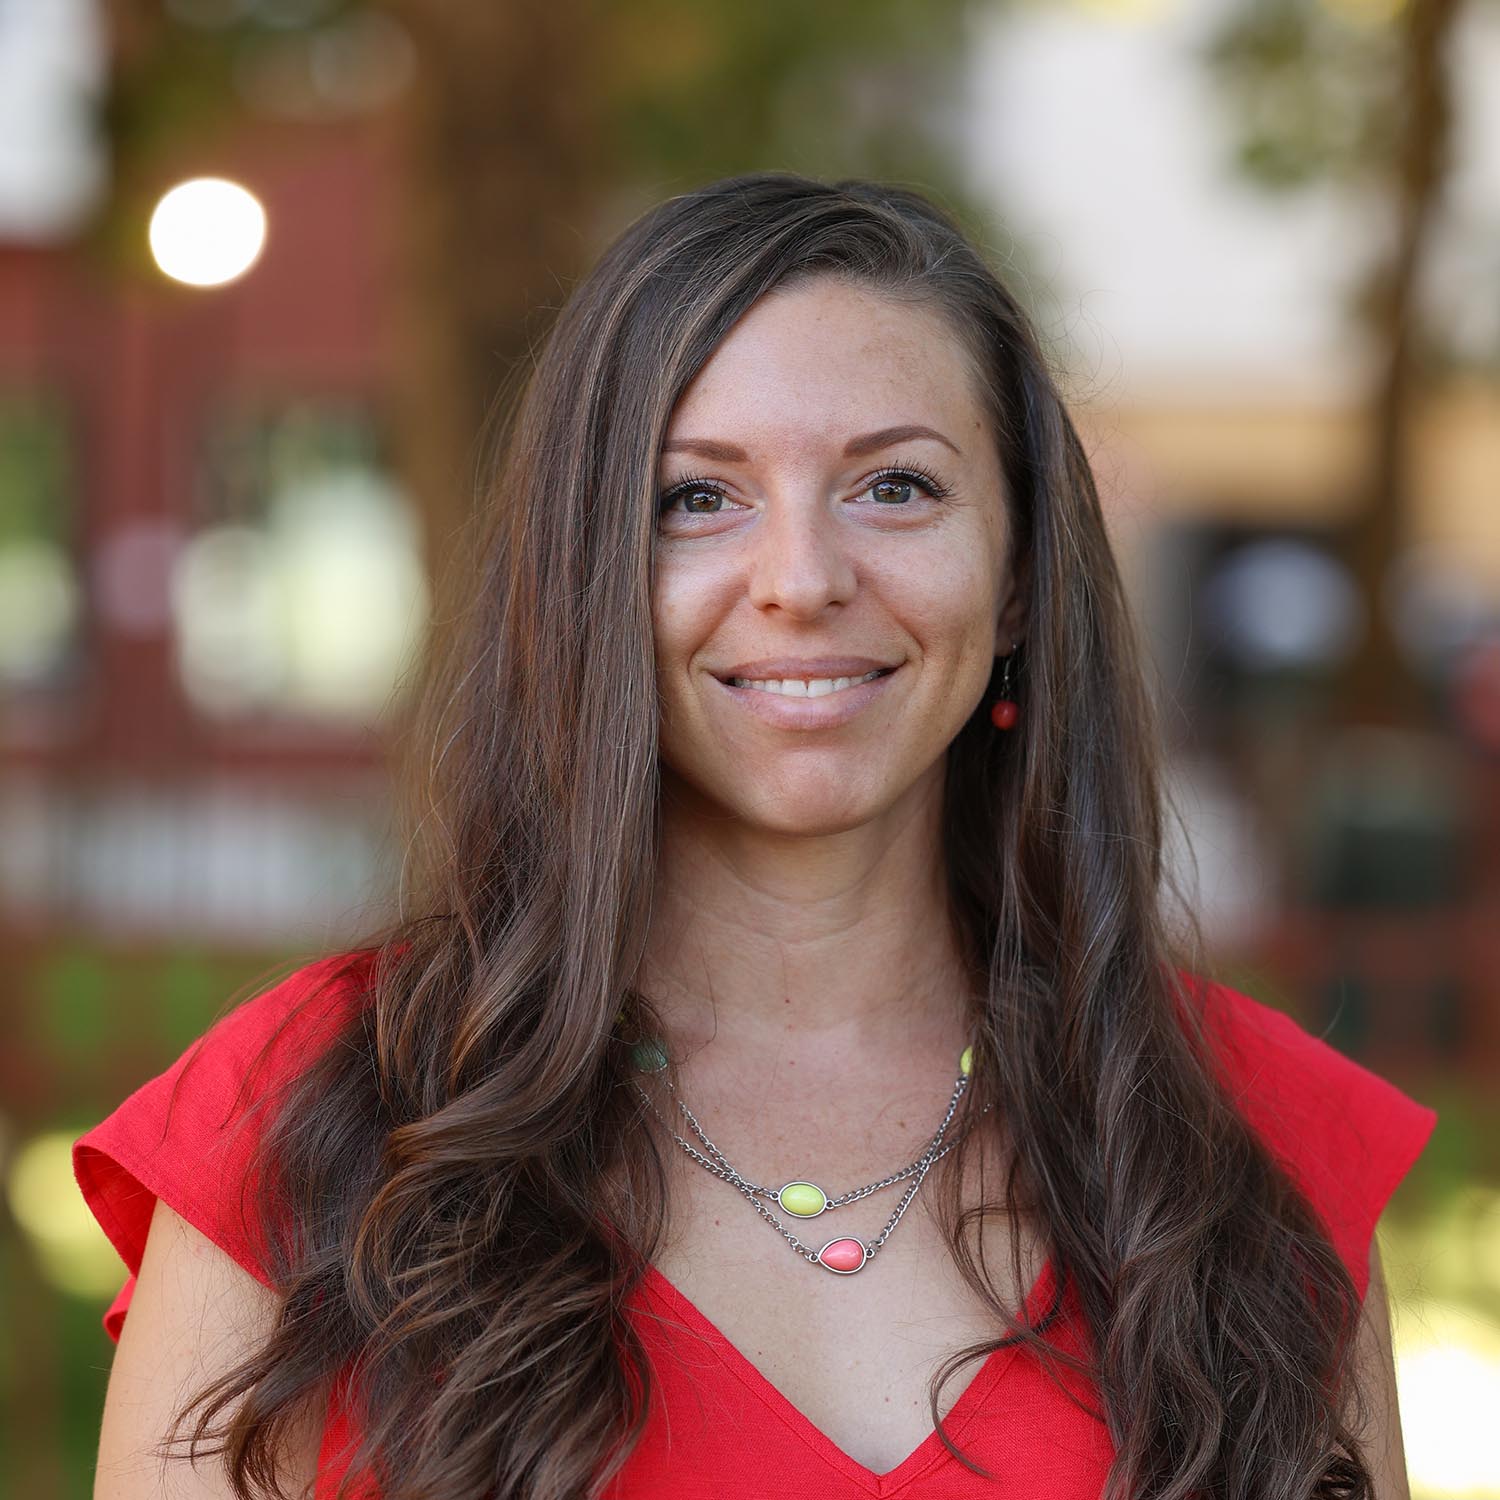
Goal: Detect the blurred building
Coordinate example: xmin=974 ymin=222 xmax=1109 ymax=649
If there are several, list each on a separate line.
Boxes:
xmin=0 ymin=3 xmax=424 ymax=965
xmin=1 ymin=10 xmax=426 ymax=1485
xmin=960 ymin=0 xmax=1500 ymax=1085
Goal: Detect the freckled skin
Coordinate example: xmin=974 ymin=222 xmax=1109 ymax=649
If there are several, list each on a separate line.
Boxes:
xmin=652 ymin=279 xmax=1024 ymax=840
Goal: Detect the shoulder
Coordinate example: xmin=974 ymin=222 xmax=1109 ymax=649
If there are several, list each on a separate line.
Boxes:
xmin=73 ymin=949 xmax=380 ymax=1341
xmin=1178 ymin=968 xmax=1438 ymax=1300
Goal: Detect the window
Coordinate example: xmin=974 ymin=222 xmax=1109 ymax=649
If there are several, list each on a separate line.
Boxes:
xmin=172 ymin=398 xmax=427 ymax=726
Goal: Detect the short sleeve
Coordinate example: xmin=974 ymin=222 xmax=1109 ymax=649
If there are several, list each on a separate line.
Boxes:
xmin=73 ymin=950 xmax=375 ymax=1342
xmin=1190 ymin=973 xmax=1438 ymax=1302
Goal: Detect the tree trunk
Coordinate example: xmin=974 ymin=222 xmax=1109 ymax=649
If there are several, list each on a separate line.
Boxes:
xmin=1333 ymin=0 xmax=1462 ymax=728
xmin=383 ymin=0 xmax=607 ymax=599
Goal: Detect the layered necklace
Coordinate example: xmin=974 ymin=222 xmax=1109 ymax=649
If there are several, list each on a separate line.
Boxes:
xmin=629 ymin=1035 xmax=988 ymax=1275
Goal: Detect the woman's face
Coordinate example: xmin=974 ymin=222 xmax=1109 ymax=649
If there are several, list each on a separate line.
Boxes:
xmin=652 ymin=277 xmax=1024 ymax=835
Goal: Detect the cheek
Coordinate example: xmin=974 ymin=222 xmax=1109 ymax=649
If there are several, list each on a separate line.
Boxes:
xmin=650 ymin=554 xmax=733 ymax=678
xmin=872 ymin=543 xmax=998 ymax=658
xmin=650 ymin=563 xmax=700 ymax=661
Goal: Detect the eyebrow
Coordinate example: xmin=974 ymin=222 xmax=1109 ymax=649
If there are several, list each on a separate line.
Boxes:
xmin=660 ymin=423 xmax=962 ymax=462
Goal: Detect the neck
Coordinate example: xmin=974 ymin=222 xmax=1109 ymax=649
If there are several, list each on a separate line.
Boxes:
xmin=636 ymin=769 xmax=978 ymax=1068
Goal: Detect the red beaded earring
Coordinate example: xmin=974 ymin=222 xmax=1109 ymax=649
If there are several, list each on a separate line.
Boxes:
xmin=989 ymin=646 xmax=1020 ymax=730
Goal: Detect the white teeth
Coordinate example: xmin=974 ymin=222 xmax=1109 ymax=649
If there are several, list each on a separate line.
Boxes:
xmin=729 ymin=669 xmax=885 ymax=695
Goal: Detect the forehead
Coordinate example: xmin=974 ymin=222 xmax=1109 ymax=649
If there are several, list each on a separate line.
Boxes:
xmin=664 ymin=279 xmax=987 ymax=452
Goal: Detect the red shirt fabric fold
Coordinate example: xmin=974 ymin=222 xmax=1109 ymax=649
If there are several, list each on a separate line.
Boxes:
xmin=74 ymin=955 xmax=1437 ymax=1498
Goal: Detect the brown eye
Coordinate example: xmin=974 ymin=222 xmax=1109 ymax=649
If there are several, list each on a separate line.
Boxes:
xmin=658 ymin=477 xmax=728 ymax=516
xmin=871 ymin=477 xmax=915 ymax=504
xmin=859 ymin=462 xmax=953 ymax=506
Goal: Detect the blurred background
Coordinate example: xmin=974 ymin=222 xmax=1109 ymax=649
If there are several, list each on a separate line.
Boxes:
xmin=1 ymin=0 xmax=1496 ymax=1494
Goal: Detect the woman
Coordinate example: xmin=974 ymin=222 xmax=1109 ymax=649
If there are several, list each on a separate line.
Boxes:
xmin=77 ymin=172 xmax=1434 ymax=1499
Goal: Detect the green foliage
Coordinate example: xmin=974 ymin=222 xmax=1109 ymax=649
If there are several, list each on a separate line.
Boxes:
xmin=32 ymin=949 xmax=112 ymax=1066
xmin=105 ymin=0 xmax=371 ymax=165
xmin=0 ymin=392 xmax=73 ymax=547
xmin=97 ymin=0 xmax=1001 ymax=278
xmin=591 ymin=0 xmax=976 ymax=202
xmin=1198 ymin=0 xmax=1406 ymax=192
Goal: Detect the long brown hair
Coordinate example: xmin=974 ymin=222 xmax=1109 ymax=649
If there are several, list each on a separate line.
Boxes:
xmin=165 ymin=172 xmax=1377 ymax=1500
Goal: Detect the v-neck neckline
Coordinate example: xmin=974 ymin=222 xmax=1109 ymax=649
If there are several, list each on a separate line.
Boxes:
xmin=637 ymin=1253 xmax=1059 ymax=1496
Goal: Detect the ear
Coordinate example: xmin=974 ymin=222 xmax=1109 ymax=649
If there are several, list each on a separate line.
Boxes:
xmin=994 ymin=551 xmax=1030 ymax=657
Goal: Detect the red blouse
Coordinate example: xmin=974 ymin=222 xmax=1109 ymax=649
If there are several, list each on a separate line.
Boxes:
xmin=74 ymin=953 xmax=1437 ymax=1499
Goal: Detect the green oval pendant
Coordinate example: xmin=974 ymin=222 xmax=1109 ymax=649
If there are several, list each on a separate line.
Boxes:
xmin=959 ymin=1044 xmax=973 ymax=1077
xmin=631 ymin=1039 xmax=669 ymax=1073
xmin=778 ymin=1181 xmax=828 ymax=1217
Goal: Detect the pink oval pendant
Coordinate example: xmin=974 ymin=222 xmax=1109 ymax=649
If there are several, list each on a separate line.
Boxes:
xmin=817 ymin=1237 xmax=868 ymax=1274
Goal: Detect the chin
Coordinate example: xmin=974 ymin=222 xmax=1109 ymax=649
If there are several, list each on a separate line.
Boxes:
xmin=737 ymin=803 xmax=878 ymax=839
xmin=727 ymin=772 xmax=898 ymax=837
xmin=662 ymin=756 xmax=924 ymax=836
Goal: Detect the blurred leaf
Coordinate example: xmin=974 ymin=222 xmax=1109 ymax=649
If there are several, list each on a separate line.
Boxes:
xmin=0 ymin=393 xmax=73 ymax=547
xmin=157 ymin=950 xmax=233 ymax=1052
xmin=1198 ymin=0 xmax=1405 ymax=193
xmin=591 ymin=0 xmax=977 ymax=197
xmin=33 ymin=951 xmax=112 ymax=1065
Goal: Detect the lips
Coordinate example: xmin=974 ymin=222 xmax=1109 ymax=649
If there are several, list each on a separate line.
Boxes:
xmin=712 ymin=661 xmax=901 ymax=728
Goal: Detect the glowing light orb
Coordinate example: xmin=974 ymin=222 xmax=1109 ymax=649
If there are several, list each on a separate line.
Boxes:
xmin=1396 ymin=1299 xmax=1500 ymax=1498
xmin=7 ymin=1131 xmax=122 ymax=1297
xmin=148 ymin=177 xmax=266 ymax=287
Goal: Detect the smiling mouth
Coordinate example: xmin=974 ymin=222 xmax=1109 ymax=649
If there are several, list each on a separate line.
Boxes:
xmin=719 ymin=667 xmax=897 ymax=697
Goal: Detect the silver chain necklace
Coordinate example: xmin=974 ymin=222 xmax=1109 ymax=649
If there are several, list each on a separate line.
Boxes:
xmin=630 ymin=1039 xmax=988 ymax=1275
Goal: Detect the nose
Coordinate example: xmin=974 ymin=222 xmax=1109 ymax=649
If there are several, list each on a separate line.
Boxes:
xmin=744 ymin=492 xmax=857 ymax=618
